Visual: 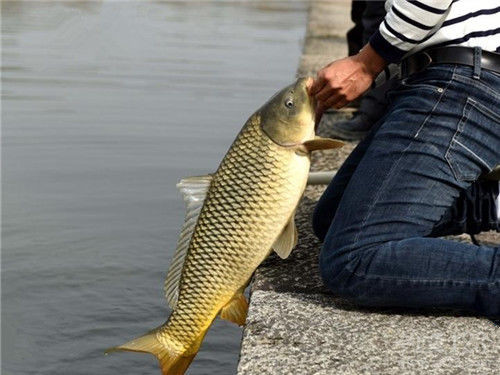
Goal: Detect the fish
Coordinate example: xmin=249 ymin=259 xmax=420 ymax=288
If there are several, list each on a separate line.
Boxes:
xmin=106 ymin=77 xmax=345 ymax=374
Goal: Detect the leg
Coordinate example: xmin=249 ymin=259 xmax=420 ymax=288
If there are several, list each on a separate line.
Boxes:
xmin=329 ymin=0 xmax=392 ymax=141
xmin=346 ymin=0 xmax=366 ymax=56
xmin=320 ymin=65 xmax=500 ymax=317
xmin=313 ymin=117 xmax=385 ymax=241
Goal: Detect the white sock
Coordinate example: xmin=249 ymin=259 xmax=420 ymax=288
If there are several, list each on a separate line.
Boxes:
xmin=497 ymin=181 xmax=500 ymax=220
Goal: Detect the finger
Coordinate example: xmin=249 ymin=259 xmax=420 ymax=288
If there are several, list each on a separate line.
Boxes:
xmin=315 ymin=109 xmax=324 ymax=125
xmin=322 ymin=95 xmax=347 ymax=111
xmin=309 ymin=74 xmax=326 ymax=96
xmin=333 ymin=98 xmax=349 ymax=109
xmin=315 ymin=102 xmax=328 ymax=124
xmin=315 ymin=84 xmax=337 ymax=102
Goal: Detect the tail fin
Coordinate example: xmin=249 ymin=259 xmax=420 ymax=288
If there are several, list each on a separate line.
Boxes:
xmin=105 ymin=327 xmax=201 ymax=375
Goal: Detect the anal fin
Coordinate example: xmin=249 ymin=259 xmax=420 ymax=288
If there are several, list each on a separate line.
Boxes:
xmin=220 ymin=292 xmax=248 ymax=326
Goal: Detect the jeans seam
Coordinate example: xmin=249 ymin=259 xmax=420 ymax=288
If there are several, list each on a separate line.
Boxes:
xmin=445 ymin=97 xmax=499 ymax=181
xmin=413 ymin=70 xmax=455 ymax=139
xmin=468 ymin=96 xmax=500 ymax=123
xmin=445 ymin=98 xmax=474 ymax=181
xmin=455 ymin=139 xmax=492 ymax=170
xmin=452 ymin=71 xmax=500 ymax=98
xmin=346 ymin=260 xmax=500 ymax=287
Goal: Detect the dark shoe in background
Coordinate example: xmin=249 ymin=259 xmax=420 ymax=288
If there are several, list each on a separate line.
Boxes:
xmin=431 ymin=176 xmax=500 ymax=239
xmin=332 ymin=0 xmax=388 ymax=141
xmin=329 ymin=79 xmax=397 ymax=141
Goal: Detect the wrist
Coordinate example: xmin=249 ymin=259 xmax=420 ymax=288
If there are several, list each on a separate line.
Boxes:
xmin=353 ymin=44 xmax=387 ymax=78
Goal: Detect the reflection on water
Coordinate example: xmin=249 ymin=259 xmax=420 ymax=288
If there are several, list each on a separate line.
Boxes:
xmin=1 ymin=1 xmax=306 ymax=374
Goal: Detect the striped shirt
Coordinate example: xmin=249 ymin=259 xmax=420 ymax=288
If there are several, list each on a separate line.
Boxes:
xmin=370 ymin=0 xmax=500 ymax=63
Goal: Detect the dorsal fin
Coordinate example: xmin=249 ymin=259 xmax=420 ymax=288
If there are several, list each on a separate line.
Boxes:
xmin=164 ymin=174 xmax=213 ymax=308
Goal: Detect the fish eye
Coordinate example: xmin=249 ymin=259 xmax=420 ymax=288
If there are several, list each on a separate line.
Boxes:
xmin=285 ymin=99 xmax=294 ymax=108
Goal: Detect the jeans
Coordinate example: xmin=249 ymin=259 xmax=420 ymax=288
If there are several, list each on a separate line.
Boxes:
xmin=313 ymin=63 xmax=500 ymax=317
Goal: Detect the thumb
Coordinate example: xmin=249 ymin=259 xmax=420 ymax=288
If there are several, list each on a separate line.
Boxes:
xmin=315 ymin=103 xmax=326 ymax=125
xmin=309 ymin=75 xmax=326 ymax=96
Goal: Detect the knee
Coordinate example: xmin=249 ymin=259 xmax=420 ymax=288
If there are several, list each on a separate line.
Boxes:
xmin=319 ymin=239 xmax=378 ymax=301
xmin=318 ymin=236 xmax=353 ymax=296
xmin=319 ymin=251 xmax=363 ymax=302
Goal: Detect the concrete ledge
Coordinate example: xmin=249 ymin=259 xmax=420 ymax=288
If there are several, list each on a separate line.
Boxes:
xmin=239 ymin=290 xmax=499 ymax=375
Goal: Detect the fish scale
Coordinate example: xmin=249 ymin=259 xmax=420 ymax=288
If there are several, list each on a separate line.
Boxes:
xmin=158 ymin=114 xmax=310 ymax=352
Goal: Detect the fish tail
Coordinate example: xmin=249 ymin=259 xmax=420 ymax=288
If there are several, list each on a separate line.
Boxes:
xmin=106 ymin=325 xmax=203 ymax=375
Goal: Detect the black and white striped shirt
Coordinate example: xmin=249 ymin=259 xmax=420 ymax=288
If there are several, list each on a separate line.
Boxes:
xmin=370 ymin=0 xmax=500 ymax=63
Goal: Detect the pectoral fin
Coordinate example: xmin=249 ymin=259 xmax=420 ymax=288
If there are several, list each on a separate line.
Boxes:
xmin=220 ymin=292 xmax=249 ymax=326
xmin=272 ymin=215 xmax=298 ymax=259
xmin=301 ymin=137 xmax=345 ymax=152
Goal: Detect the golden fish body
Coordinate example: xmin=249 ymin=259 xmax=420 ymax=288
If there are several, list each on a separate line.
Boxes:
xmin=107 ymin=78 xmax=344 ymax=374
xmin=162 ymin=114 xmax=310 ymax=351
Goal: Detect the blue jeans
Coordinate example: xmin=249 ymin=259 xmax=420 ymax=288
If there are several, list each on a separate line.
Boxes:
xmin=313 ymin=63 xmax=500 ymax=317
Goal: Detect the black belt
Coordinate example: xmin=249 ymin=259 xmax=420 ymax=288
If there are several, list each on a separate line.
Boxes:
xmin=401 ymin=46 xmax=500 ymax=78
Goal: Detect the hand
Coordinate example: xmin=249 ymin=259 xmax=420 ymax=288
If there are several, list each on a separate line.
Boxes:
xmin=309 ymin=44 xmax=386 ymax=121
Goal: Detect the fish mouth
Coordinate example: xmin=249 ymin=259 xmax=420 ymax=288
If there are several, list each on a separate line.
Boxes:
xmin=311 ymin=94 xmax=319 ymax=132
xmin=295 ymin=77 xmax=318 ymax=131
xmin=310 ymin=95 xmax=318 ymax=131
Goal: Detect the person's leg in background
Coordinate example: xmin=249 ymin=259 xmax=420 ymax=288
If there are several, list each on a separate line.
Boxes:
xmin=316 ymin=64 xmax=500 ymax=317
xmin=346 ymin=0 xmax=366 ymax=57
xmin=330 ymin=0 xmax=397 ymax=141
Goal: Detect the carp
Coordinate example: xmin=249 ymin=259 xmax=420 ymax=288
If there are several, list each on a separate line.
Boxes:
xmin=107 ymin=77 xmax=344 ymax=374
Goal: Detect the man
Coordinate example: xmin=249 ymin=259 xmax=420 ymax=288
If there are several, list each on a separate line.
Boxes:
xmin=310 ymin=0 xmax=500 ymax=317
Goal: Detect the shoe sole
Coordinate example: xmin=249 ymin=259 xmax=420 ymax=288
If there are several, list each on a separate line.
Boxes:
xmin=327 ymin=126 xmax=370 ymax=142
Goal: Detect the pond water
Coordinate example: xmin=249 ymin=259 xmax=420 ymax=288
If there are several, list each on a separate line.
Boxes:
xmin=1 ymin=1 xmax=307 ymax=374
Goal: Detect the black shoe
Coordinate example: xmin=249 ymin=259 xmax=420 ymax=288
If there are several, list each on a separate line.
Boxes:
xmin=327 ymin=111 xmax=374 ymax=141
xmin=432 ymin=178 xmax=499 ymax=238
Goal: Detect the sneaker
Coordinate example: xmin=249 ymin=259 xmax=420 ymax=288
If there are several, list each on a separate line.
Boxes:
xmin=432 ymin=176 xmax=499 ymax=238
xmin=497 ymin=181 xmax=500 ymax=221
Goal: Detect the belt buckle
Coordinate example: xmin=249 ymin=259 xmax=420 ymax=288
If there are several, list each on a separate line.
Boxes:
xmin=416 ymin=51 xmax=433 ymax=73
xmin=414 ymin=51 xmax=433 ymax=73
xmin=402 ymin=51 xmax=434 ymax=79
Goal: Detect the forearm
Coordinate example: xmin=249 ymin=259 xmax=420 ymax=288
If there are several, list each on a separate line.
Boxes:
xmin=352 ymin=43 xmax=387 ymax=79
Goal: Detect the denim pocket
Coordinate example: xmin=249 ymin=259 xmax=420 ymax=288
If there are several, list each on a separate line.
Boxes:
xmin=445 ymin=97 xmax=500 ymax=181
xmin=400 ymin=66 xmax=450 ymax=93
xmin=400 ymin=77 xmax=445 ymax=93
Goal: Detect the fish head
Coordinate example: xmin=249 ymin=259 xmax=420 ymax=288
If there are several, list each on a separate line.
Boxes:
xmin=259 ymin=77 xmax=316 ymax=147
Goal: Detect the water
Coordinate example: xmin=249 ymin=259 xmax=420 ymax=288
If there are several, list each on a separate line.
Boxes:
xmin=1 ymin=1 xmax=307 ymax=374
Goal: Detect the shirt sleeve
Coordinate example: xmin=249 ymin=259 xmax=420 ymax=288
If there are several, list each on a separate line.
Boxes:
xmin=369 ymin=0 xmax=454 ymax=63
